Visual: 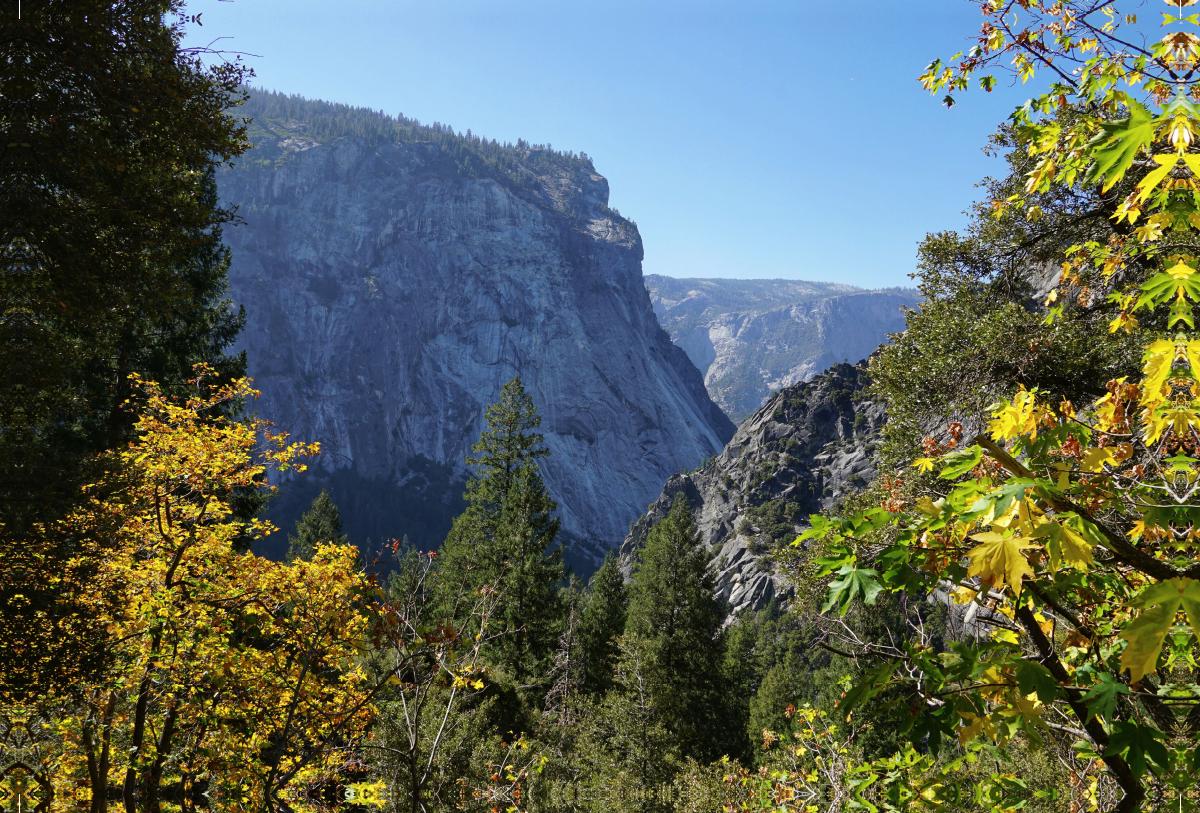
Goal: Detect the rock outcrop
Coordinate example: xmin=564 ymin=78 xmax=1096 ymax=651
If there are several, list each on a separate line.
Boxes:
xmin=619 ymin=363 xmax=883 ymax=615
xmin=218 ymin=94 xmax=735 ymax=568
xmin=645 ymin=276 xmax=920 ymax=422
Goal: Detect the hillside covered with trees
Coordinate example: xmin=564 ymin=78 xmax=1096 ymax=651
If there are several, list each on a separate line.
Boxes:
xmin=236 ymin=88 xmax=626 ymax=213
xmin=16 ymin=2 xmax=1200 ymax=812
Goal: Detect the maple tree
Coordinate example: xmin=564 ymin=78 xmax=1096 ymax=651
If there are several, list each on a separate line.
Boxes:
xmin=801 ymin=2 xmax=1200 ymax=810
xmin=24 ymin=371 xmax=375 ymax=813
xmin=7 ymin=370 xmax=500 ymax=813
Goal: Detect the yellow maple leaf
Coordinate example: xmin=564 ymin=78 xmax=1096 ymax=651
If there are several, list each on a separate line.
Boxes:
xmin=1134 ymin=220 xmax=1164 ymax=242
xmin=1120 ymin=578 xmax=1200 ymax=684
xmin=1108 ymin=312 xmax=1139 ymax=334
xmin=1135 ymin=154 xmax=1181 ymax=204
xmin=1034 ymin=522 xmax=1094 ymax=571
xmin=912 ymin=457 xmax=936 ymax=473
xmin=992 ymin=628 xmax=1020 ymax=645
xmin=1188 ymin=339 xmax=1200 ymax=380
xmin=1034 ymin=611 xmax=1054 ymax=638
xmin=1146 ymin=406 xmax=1200 ymax=444
xmin=989 ymin=388 xmax=1040 ymax=441
xmin=1140 ymin=338 xmax=1176 ymax=408
xmin=1168 ymin=260 xmax=1197 ymax=280
xmin=957 ymin=711 xmax=997 ymax=746
xmin=1079 ymin=447 xmax=1116 ymax=473
xmin=966 ymin=532 xmax=1038 ymax=596
xmin=952 ymin=586 xmax=977 ymax=605
xmin=914 ymin=496 xmax=941 ymax=516
xmin=991 ymin=499 xmax=1043 ymax=536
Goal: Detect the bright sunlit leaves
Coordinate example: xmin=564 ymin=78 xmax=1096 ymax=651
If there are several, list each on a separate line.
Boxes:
xmin=965 ymin=531 xmax=1037 ymax=595
xmin=811 ymin=2 xmax=1200 ymax=804
xmin=45 ymin=371 xmax=378 ymax=810
xmin=1120 ymin=578 xmax=1200 ymax=684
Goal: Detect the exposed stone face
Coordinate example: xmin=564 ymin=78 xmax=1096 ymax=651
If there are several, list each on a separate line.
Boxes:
xmin=218 ymin=134 xmax=734 ymax=567
xmin=619 ymin=363 xmax=883 ymax=615
xmin=645 ymin=276 xmax=920 ymax=422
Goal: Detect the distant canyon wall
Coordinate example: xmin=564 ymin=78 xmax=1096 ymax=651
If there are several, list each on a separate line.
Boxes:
xmin=646 ymin=277 xmax=920 ymax=422
xmin=218 ymin=123 xmax=733 ymax=567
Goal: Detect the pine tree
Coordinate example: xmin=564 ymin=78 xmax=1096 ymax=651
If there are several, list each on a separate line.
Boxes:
xmin=720 ymin=615 xmax=759 ymax=763
xmin=568 ymin=634 xmax=680 ymax=813
xmin=577 ymin=551 xmax=628 ymax=695
xmin=489 ymin=461 xmax=564 ymax=684
xmin=286 ymin=489 xmax=349 ymax=562
xmin=465 ymin=377 xmax=549 ymax=514
xmin=626 ymin=492 xmax=730 ymax=762
xmin=437 ymin=377 xmax=565 ymax=691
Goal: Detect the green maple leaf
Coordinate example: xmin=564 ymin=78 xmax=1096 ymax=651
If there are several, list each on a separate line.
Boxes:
xmin=822 ymin=564 xmax=883 ymax=615
xmin=938 ymin=445 xmax=984 ymax=479
xmin=1089 ymin=100 xmax=1156 ymax=192
xmin=1134 ymin=268 xmax=1200 ymax=311
xmin=1170 ymin=295 xmax=1195 ymax=329
xmin=1015 ymin=660 xmax=1058 ymax=703
xmin=1032 ymin=521 xmax=1093 ymax=571
xmin=1081 ymin=673 xmax=1131 ymax=723
xmin=1105 ymin=720 xmax=1169 ymax=779
xmin=838 ymin=662 xmax=898 ymax=717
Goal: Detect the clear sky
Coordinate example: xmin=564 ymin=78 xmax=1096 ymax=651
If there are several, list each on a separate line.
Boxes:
xmin=182 ymin=0 xmax=1043 ymax=289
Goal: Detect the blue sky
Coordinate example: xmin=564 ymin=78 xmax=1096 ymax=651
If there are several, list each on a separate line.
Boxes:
xmin=183 ymin=0 xmax=1043 ymax=289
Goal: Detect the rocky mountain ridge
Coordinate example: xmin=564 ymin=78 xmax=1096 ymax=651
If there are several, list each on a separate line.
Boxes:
xmin=218 ymin=92 xmax=735 ymax=570
xmin=645 ymin=276 xmax=920 ymax=422
xmin=619 ymin=362 xmax=884 ymax=615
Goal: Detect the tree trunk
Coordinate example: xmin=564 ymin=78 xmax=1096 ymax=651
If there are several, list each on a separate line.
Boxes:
xmin=141 ymin=701 xmax=179 ymax=813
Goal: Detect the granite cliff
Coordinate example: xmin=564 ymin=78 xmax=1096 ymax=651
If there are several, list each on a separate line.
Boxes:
xmin=218 ymin=92 xmax=735 ymax=569
xmin=619 ymin=363 xmax=883 ymax=615
xmin=645 ymin=276 xmax=920 ymax=422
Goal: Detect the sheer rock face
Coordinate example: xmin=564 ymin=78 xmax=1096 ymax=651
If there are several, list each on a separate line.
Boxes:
xmin=619 ymin=363 xmax=883 ymax=615
xmin=218 ymin=135 xmax=734 ymax=566
xmin=645 ymin=277 xmax=920 ymax=422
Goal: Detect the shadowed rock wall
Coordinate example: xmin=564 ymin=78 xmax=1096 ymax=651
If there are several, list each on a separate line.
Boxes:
xmin=219 ymin=132 xmax=734 ymax=568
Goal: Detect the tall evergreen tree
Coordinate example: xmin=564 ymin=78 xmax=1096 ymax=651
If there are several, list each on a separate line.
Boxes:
xmin=489 ymin=461 xmax=564 ymax=684
xmin=3 ymin=2 xmax=249 ymax=703
xmin=576 ymin=551 xmax=628 ymax=695
xmin=438 ymin=377 xmax=565 ymax=692
xmin=567 ymin=634 xmax=680 ymax=813
xmin=286 ymin=489 xmax=350 ymax=562
xmin=719 ymin=614 xmax=760 ymax=763
xmin=465 ymin=376 xmax=550 ymax=514
xmin=626 ymin=492 xmax=730 ymax=762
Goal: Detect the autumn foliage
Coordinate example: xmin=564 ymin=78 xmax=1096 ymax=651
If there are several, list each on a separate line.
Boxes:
xmin=34 ymin=370 xmax=375 ymax=812
xmin=805 ymin=2 xmax=1200 ymax=811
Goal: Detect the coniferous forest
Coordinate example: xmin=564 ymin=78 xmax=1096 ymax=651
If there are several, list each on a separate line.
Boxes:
xmin=14 ymin=3 xmax=1200 ymax=813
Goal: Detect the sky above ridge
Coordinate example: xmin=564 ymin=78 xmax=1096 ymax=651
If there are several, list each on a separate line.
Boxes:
xmin=183 ymin=0 xmax=1049 ymax=289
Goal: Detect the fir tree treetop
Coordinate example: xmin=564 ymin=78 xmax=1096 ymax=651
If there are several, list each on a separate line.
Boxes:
xmin=465 ymin=377 xmax=549 ymax=510
xmin=286 ymin=489 xmax=349 ymax=562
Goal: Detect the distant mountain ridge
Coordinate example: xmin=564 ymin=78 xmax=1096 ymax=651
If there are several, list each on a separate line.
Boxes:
xmin=645 ymin=276 xmax=863 ymax=319
xmin=644 ymin=276 xmax=921 ymax=422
